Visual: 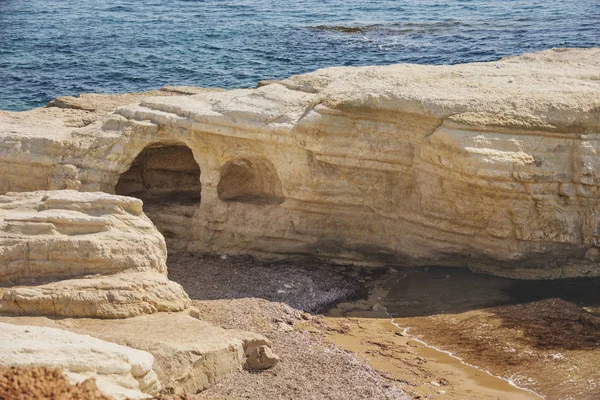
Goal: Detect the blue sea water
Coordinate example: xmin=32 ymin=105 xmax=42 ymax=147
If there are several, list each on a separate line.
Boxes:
xmin=0 ymin=0 xmax=598 ymax=111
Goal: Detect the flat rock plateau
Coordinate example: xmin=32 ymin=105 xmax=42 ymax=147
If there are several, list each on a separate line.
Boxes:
xmin=0 ymin=48 xmax=599 ymax=400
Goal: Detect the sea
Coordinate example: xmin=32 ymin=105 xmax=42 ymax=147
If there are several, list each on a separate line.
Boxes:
xmin=1 ymin=0 xmax=599 ymax=111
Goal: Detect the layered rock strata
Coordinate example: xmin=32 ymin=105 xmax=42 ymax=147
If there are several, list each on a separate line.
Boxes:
xmin=0 ymin=190 xmax=189 ymax=318
xmin=1 ymin=48 xmax=600 ymax=278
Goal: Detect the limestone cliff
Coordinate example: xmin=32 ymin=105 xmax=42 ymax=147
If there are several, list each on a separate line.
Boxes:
xmin=1 ymin=48 xmax=600 ymax=279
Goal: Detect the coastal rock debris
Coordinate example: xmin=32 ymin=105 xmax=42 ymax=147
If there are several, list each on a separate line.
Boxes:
xmin=0 ymin=367 xmax=111 ymax=400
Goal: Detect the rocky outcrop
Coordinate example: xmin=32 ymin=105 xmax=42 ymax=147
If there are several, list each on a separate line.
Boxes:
xmin=0 ymin=313 xmax=272 ymax=395
xmin=0 ymin=190 xmax=189 ymax=318
xmin=0 ymin=322 xmax=161 ymax=399
xmin=1 ymin=48 xmax=600 ymax=278
xmin=0 ymin=189 xmax=278 ymax=396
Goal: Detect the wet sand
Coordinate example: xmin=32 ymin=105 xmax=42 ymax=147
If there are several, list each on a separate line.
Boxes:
xmin=315 ymin=266 xmax=600 ymax=400
xmin=381 ymin=267 xmax=600 ymax=399
xmin=305 ymin=279 xmax=542 ymax=399
xmin=309 ymin=317 xmax=540 ymax=400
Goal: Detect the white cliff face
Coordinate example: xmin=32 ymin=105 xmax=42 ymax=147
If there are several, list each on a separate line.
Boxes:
xmin=0 ymin=322 xmax=161 ymax=399
xmin=0 ymin=191 xmax=190 ymax=318
xmin=1 ymin=48 xmax=599 ymax=278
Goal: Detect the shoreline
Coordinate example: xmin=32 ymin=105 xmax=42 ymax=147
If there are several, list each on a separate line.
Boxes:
xmin=388 ymin=318 xmax=544 ymax=399
xmin=308 ymin=269 xmax=542 ymax=400
xmin=384 ymin=274 xmax=542 ymax=398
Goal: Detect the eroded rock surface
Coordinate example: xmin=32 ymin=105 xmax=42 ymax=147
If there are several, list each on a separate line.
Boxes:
xmin=1 ymin=48 xmax=600 ymax=278
xmin=0 ymin=190 xmax=189 ymax=318
xmin=0 ymin=313 xmax=272 ymax=396
xmin=0 ymin=322 xmax=161 ymax=399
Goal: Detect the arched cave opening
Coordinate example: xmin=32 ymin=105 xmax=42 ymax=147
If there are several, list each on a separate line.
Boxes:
xmin=115 ymin=143 xmax=201 ymax=240
xmin=217 ymin=157 xmax=285 ymax=206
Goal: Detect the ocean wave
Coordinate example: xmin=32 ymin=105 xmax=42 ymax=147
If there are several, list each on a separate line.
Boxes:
xmin=311 ymin=20 xmax=472 ymax=36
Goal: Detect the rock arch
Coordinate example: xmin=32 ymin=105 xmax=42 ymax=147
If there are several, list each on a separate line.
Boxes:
xmin=218 ymin=157 xmax=284 ymax=206
xmin=115 ymin=142 xmax=201 ymax=240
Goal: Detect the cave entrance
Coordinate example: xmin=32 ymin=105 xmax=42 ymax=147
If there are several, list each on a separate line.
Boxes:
xmin=217 ymin=157 xmax=284 ymax=206
xmin=115 ymin=143 xmax=201 ymax=241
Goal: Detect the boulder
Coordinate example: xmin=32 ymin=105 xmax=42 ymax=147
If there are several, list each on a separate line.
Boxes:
xmin=0 ymin=322 xmax=161 ymax=399
xmin=245 ymin=344 xmax=280 ymax=370
xmin=2 ymin=49 xmax=600 ymax=278
xmin=0 ymin=190 xmax=189 ymax=318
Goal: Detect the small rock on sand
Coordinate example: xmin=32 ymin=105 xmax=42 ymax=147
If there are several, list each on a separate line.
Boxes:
xmin=246 ymin=345 xmax=280 ymax=370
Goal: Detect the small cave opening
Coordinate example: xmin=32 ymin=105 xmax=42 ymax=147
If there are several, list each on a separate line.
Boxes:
xmin=217 ymin=157 xmax=285 ymax=206
xmin=115 ymin=143 xmax=201 ymax=240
